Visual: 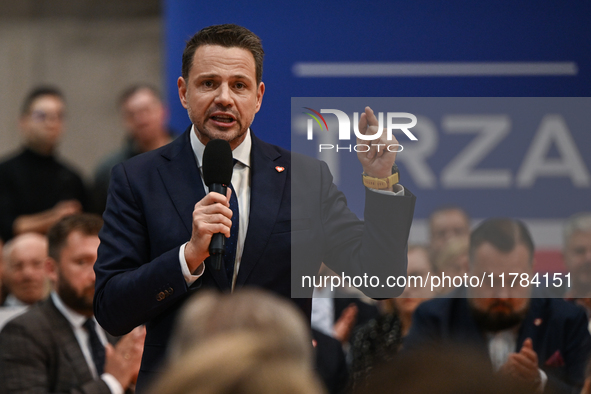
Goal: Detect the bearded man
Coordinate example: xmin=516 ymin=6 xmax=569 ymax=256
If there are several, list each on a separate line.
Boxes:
xmin=405 ymin=218 xmax=591 ymax=394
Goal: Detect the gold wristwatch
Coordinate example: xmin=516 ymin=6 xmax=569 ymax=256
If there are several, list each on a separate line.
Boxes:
xmin=362 ymin=164 xmax=399 ymax=190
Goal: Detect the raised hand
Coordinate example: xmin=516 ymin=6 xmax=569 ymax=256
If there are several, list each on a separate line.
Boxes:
xmin=356 ymin=106 xmax=399 ymax=180
xmin=498 ymin=338 xmax=541 ymax=389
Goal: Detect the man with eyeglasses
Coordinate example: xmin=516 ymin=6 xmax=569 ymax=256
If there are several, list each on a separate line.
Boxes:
xmin=0 ymin=86 xmax=88 ymax=242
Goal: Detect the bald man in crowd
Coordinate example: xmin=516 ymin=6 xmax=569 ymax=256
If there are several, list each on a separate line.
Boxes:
xmin=1 ymin=232 xmax=51 ymax=307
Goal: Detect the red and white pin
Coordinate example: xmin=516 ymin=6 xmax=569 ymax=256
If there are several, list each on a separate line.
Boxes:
xmin=275 ymin=166 xmax=285 ymax=173
xmin=534 ymin=318 xmax=543 ymax=326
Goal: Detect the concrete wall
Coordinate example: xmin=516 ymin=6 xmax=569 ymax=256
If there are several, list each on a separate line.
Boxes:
xmin=0 ymin=1 xmax=162 ymax=181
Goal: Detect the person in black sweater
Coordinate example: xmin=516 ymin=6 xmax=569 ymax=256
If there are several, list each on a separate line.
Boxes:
xmin=0 ymin=86 xmax=88 ymax=241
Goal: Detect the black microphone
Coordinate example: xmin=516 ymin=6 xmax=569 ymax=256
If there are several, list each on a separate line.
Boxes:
xmin=202 ymin=139 xmax=234 ymax=270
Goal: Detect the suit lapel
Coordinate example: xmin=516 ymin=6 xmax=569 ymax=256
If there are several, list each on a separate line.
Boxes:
xmin=156 ymin=127 xmax=228 ymax=290
xmin=157 ymin=128 xmax=205 ymax=236
xmin=44 ymin=298 xmax=95 ymax=383
xmin=236 ymin=134 xmax=287 ymax=286
xmin=517 ymin=298 xmax=547 ymax=357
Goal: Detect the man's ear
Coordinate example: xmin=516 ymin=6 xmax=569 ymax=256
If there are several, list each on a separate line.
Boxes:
xmin=178 ymin=77 xmax=188 ymax=109
xmin=254 ymin=81 xmax=265 ymax=113
xmin=46 ymin=257 xmax=58 ymax=284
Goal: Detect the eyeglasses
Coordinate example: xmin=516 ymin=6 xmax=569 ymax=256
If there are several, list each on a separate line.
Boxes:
xmin=29 ymin=110 xmax=65 ymax=123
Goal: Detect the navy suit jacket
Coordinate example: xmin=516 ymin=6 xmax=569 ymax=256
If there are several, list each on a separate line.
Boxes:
xmin=93 ymin=127 xmax=415 ymax=390
xmin=405 ymin=294 xmax=591 ymax=393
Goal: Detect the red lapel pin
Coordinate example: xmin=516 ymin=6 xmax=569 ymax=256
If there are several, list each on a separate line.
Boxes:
xmin=275 ymin=166 xmax=285 ymax=172
xmin=534 ymin=318 xmax=542 ymax=326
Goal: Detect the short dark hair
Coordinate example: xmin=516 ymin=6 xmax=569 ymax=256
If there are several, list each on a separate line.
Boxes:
xmin=429 ymin=205 xmax=471 ymax=227
xmin=469 ymin=218 xmax=534 ymax=263
xmin=118 ymin=84 xmax=162 ymax=109
xmin=21 ymin=86 xmax=65 ymax=116
xmin=181 ymin=24 xmax=264 ymax=84
xmin=47 ymin=214 xmax=103 ymax=261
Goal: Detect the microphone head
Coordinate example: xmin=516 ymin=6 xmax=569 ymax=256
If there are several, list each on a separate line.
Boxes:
xmin=202 ymin=139 xmax=233 ymax=187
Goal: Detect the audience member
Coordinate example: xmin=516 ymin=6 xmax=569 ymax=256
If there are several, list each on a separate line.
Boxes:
xmin=352 ymin=345 xmax=533 ymax=394
xmin=562 ymin=212 xmax=591 ymax=334
xmin=392 ymin=245 xmax=435 ymax=336
xmin=1 ymin=232 xmax=51 ymax=306
xmin=406 ymin=218 xmax=591 ymax=393
xmin=0 ymin=214 xmax=144 ymax=393
xmin=149 ymin=332 xmax=326 ymax=394
xmin=311 ymin=328 xmax=349 ymax=394
xmin=348 ymin=245 xmax=434 ymax=388
xmin=432 ymin=237 xmax=469 ymax=295
xmin=563 ymin=213 xmax=591 ymax=299
xmin=0 ymin=86 xmax=88 ymax=241
xmin=429 ymin=205 xmax=471 ymax=261
xmin=92 ymin=84 xmax=172 ymax=213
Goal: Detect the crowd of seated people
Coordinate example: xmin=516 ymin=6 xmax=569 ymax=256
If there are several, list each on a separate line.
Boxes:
xmin=348 ymin=245 xmax=434 ymax=389
xmin=1 ymin=85 xmax=591 ymax=394
xmin=0 ymin=214 xmax=145 ymax=393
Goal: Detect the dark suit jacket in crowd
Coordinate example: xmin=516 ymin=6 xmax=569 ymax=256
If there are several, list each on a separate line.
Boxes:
xmin=0 ymin=297 xmax=112 ymax=394
xmin=405 ymin=293 xmax=591 ymax=394
xmin=93 ymin=127 xmax=416 ymax=391
xmin=312 ymin=329 xmax=349 ymax=394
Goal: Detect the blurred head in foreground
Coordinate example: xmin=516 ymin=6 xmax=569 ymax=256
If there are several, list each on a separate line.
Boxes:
xmin=168 ymin=288 xmax=313 ymax=368
xmin=149 ymin=332 xmax=325 ymax=394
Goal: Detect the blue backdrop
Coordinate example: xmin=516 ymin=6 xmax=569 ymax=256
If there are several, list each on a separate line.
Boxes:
xmin=164 ymin=1 xmax=590 ymax=221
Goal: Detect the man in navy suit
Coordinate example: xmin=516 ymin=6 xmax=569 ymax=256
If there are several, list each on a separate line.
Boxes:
xmin=405 ymin=218 xmax=591 ymax=393
xmin=93 ymin=24 xmax=415 ymax=391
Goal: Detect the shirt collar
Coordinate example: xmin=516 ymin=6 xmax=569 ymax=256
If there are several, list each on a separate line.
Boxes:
xmin=51 ymin=292 xmax=90 ymax=329
xmin=190 ymin=125 xmax=251 ymax=168
xmin=3 ymin=294 xmax=28 ymax=307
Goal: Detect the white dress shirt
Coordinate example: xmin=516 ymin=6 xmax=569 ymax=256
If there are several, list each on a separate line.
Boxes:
xmin=51 ymin=292 xmax=123 ymax=394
